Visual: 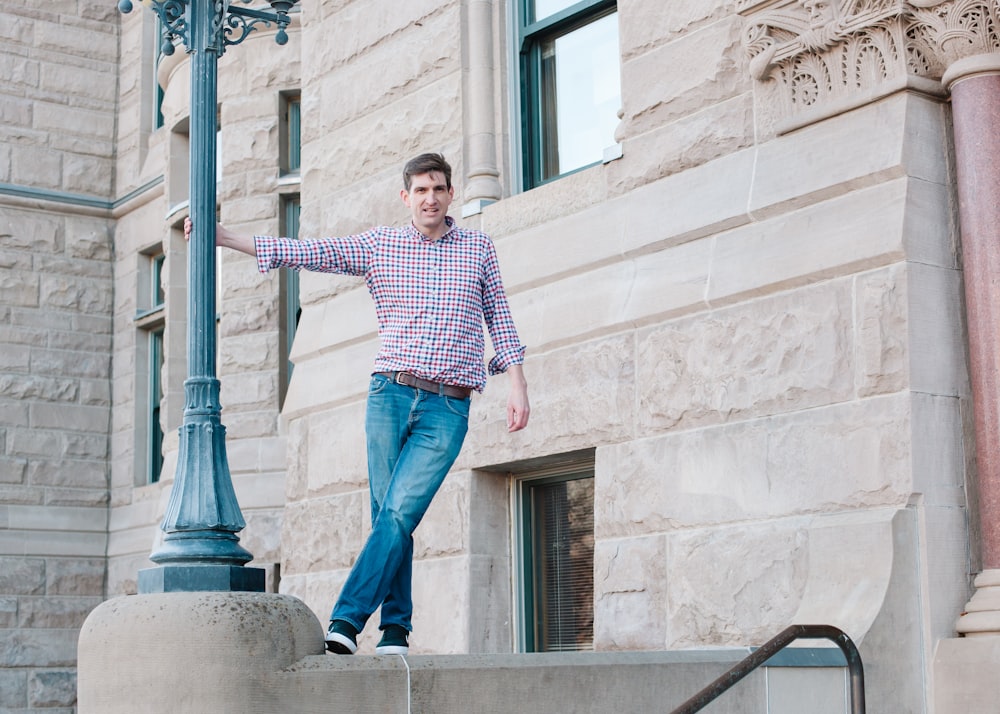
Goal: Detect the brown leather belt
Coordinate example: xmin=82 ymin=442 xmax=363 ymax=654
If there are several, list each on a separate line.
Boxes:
xmin=377 ymin=372 xmax=472 ymax=399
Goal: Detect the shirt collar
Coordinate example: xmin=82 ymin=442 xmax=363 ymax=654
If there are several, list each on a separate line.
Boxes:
xmin=409 ymin=215 xmax=457 ymax=242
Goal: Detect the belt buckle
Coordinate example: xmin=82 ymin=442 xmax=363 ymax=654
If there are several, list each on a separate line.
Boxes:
xmin=394 ymin=371 xmax=409 ymax=386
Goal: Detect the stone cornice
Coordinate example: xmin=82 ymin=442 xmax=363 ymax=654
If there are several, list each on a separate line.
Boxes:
xmin=739 ymin=0 xmax=1000 ymax=132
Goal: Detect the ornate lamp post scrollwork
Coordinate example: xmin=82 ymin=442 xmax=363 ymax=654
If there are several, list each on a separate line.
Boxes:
xmin=118 ymin=0 xmax=299 ymax=593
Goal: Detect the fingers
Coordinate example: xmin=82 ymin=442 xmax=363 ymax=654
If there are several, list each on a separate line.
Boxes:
xmin=183 ymin=217 xmax=192 ymax=241
xmin=507 ymin=403 xmax=530 ymax=432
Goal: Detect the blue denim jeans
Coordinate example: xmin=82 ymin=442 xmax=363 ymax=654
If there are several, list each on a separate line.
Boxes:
xmin=331 ymin=374 xmax=470 ymax=633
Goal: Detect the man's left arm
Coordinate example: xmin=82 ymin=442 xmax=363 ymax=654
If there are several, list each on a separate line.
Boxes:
xmin=479 ymin=238 xmax=530 ymax=432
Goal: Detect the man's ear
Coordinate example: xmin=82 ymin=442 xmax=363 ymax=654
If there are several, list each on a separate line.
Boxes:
xmin=400 ymin=188 xmax=411 ymax=206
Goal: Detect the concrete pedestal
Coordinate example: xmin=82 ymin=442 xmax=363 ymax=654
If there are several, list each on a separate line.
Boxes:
xmin=935 ymin=636 xmax=1000 ymax=714
xmin=77 ymin=592 xmax=324 ymax=713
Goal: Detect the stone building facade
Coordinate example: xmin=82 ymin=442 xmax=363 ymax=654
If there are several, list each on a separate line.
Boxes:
xmin=3 ymin=0 xmax=1000 ymax=711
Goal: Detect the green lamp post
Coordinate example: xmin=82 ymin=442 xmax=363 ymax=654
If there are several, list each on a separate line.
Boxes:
xmin=117 ymin=0 xmax=298 ymax=593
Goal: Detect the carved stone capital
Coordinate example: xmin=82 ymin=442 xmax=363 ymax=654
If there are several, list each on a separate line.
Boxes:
xmin=739 ymin=0 xmax=1000 ymax=132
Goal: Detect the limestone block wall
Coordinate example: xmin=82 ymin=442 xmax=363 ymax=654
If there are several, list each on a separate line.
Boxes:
xmin=1 ymin=1 xmax=119 ymax=710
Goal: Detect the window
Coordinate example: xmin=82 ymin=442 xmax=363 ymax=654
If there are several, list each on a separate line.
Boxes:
xmin=153 ymin=17 xmax=165 ymax=130
xmin=151 ymin=253 xmax=165 ymax=308
xmin=518 ymin=0 xmax=620 ymax=188
xmin=279 ymin=196 xmax=301 ymax=408
xmin=148 ymin=327 xmax=164 ymax=483
xmin=135 ymin=250 xmax=167 ymax=484
xmin=515 ymin=465 xmax=595 ymax=652
xmin=280 ymin=93 xmax=301 ymax=175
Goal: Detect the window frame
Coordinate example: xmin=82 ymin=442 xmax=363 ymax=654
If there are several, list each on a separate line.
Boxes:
xmin=135 ymin=249 xmax=167 ymax=485
xmin=513 ymin=463 xmax=596 ymax=653
xmin=517 ymin=0 xmax=618 ymax=190
xmin=279 ymin=92 xmax=301 ymax=177
xmin=278 ymin=195 xmax=300 ymax=409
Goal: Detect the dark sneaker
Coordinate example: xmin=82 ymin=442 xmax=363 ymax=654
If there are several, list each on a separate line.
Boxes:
xmin=325 ymin=619 xmax=358 ymax=655
xmin=375 ymin=624 xmax=409 ymax=655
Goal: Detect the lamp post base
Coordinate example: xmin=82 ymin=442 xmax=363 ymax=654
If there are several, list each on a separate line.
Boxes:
xmin=138 ymin=564 xmax=265 ymax=593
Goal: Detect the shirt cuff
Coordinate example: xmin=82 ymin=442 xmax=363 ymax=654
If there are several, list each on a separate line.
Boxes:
xmin=254 ymin=236 xmax=274 ymax=274
xmin=488 ymin=345 xmax=526 ymax=376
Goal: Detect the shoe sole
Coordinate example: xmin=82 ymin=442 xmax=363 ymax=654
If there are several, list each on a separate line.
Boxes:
xmin=375 ymin=645 xmax=408 ymax=655
xmin=325 ymin=632 xmax=358 ymax=655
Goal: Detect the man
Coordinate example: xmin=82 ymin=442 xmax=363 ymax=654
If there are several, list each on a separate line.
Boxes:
xmin=193 ymin=153 xmax=529 ymax=656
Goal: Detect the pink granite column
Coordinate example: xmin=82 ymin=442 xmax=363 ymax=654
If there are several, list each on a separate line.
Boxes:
xmin=946 ymin=55 xmax=1000 ymax=636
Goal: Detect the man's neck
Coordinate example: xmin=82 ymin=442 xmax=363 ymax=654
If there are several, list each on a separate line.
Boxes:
xmin=414 ymin=216 xmax=452 ymax=241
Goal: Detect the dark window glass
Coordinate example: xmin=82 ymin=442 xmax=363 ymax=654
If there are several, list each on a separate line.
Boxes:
xmin=149 ymin=328 xmax=164 ymax=483
xmin=520 ymin=472 xmax=595 ymax=652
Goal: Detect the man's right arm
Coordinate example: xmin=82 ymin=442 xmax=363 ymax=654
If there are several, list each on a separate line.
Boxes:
xmin=183 ymin=217 xmax=256 ymax=256
xmin=216 ymin=224 xmax=257 ymax=256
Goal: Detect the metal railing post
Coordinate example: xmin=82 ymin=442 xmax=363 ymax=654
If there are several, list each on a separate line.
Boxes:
xmin=670 ymin=624 xmax=865 ymax=714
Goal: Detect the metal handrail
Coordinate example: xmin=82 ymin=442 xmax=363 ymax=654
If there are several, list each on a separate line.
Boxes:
xmin=670 ymin=624 xmax=865 ymax=714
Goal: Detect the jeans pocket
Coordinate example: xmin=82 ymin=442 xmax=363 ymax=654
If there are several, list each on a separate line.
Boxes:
xmin=369 ymin=374 xmax=391 ymax=394
xmin=443 ymin=395 xmax=471 ymax=418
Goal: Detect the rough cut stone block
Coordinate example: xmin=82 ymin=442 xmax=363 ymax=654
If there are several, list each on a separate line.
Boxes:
xmin=10 ymin=145 xmax=62 ymax=191
xmin=29 ymin=403 xmax=109 ymax=434
xmin=9 ymin=429 xmax=62 ymax=458
xmin=299 ymin=569 xmax=348 ymax=629
xmin=45 ymin=558 xmax=105 ymax=596
xmin=0 ymin=667 xmax=27 ymax=708
xmin=0 ymin=629 xmax=78 ymax=668
xmin=219 ymin=298 xmax=276 ymax=337
xmin=303 ymin=405 xmax=367 ymax=497
xmin=0 ymin=597 xmax=19 ymax=628
xmin=28 ymin=669 xmax=77 ymax=708
xmin=29 ymin=349 xmax=109 ymax=381
xmin=0 ymin=269 xmax=40 ymax=308
xmin=0 ymin=457 xmax=27 ymax=485
xmin=410 ymin=555 xmax=470 ymax=655
xmin=219 ymin=332 xmax=277 ymax=373
xmin=621 ymin=17 xmax=747 ymax=138
xmin=593 ymin=535 xmax=667 ymax=651
xmin=312 ymin=9 xmax=454 ymax=132
xmin=35 ymin=20 xmax=117 ymax=65
xmin=619 ymin=0 xmax=731 ymax=61
xmin=18 ymin=596 xmax=103 ymax=629
xmin=240 ymin=508 xmax=283 ymax=564
xmin=0 ymin=558 xmax=46 ymax=595
xmin=463 ymin=335 xmax=635 ymax=469
xmin=16 ymin=455 xmax=85 ymax=496
xmin=856 ymin=265 xmax=908 ymax=397
xmin=281 ymin=494 xmax=364 ymax=574
xmin=414 ymin=474 xmax=468 ymax=560
xmin=906 ymin=261 xmax=967 ymax=398
xmin=637 ymin=276 xmax=854 ymax=432
xmin=40 ymin=275 xmax=113 ymax=315
xmin=666 ymin=521 xmax=809 ymax=648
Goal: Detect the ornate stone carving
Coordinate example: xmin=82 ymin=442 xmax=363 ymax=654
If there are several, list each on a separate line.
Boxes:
xmin=738 ymin=0 xmax=1000 ymax=131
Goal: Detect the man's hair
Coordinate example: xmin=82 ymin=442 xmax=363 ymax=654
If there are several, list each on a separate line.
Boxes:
xmin=403 ymin=153 xmax=452 ymax=191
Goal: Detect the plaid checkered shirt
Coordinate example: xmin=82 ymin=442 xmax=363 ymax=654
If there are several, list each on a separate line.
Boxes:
xmin=254 ymin=217 xmax=526 ymax=392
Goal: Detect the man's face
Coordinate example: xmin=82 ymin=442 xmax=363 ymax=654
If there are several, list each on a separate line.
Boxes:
xmin=401 ymin=171 xmax=453 ymax=237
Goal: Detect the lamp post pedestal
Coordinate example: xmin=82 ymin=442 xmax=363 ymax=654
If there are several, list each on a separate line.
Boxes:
xmin=78 ymin=592 xmax=324 ymax=713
